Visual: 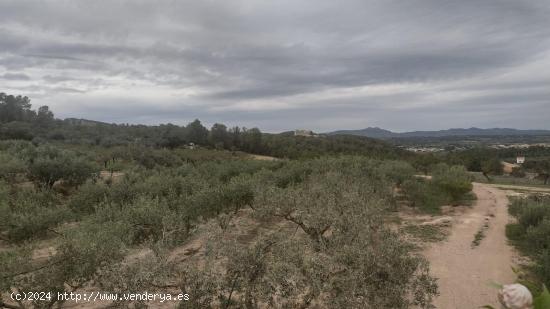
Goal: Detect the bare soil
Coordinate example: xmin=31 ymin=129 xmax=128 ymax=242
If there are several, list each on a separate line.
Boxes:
xmin=502 ymin=161 xmax=519 ymax=174
xmin=424 ymin=183 xmax=517 ymax=308
xmin=248 ymin=154 xmax=278 ymax=161
xmin=99 ymin=171 xmax=125 ymax=182
xmin=487 ymin=183 xmax=550 ymax=193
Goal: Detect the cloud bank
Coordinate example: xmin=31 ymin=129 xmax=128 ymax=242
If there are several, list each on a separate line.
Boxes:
xmin=1 ymin=0 xmax=549 ymax=131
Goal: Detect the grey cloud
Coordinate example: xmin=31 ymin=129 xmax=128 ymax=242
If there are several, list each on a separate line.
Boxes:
xmin=1 ymin=72 xmax=30 ymax=80
xmin=0 ymin=0 xmax=549 ymax=131
xmin=24 ymin=54 xmax=90 ymax=62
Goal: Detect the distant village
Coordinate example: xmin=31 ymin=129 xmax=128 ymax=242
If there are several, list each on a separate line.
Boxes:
xmin=294 ymin=129 xmax=318 ymax=137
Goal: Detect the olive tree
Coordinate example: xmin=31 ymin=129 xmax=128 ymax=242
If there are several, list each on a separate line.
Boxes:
xmin=481 ymin=158 xmax=503 ymax=181
xmin=534 ymin=160 xmax=550 ymax=185
xmin=27 ymin=146 xmax=98 ymax=188
xmin=432 ymin=163 xmax=473 ymax=202
xmin=0 ymin=222 xmax=127 ymax=309
xmin=179 ymin=168 xmax=438 ymax=308
xmin=0 ymin=153 xmax=26 ymax=182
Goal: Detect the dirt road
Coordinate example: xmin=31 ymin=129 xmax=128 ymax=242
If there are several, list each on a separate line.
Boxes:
xmin=487 ymin=183 xmax=550 ymax=193
xmin=424 ymin=183 xmax=516 ymax=308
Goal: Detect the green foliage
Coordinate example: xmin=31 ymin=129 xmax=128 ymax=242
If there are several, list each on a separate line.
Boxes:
xmin=0 ymin=93 xmax=35 ymax=123
xmin=0 ymin=121 xmax=34 ymax=140
xmin=0 ymin=181 xmax=10 ymax=234
xmin=209 ymin=123 xmax=229 ymax=148
xmin=124 ymin=197 xmax=173 ymax=244
xmin=0 ymin=223 xmax=127 ymax=308
xmin=57 ymin=222 xmax=127 ymax=285
xmin=481 ymin=158 xmax=503 ymax=180
xmin=68 ymin=180 xmax=109 ymax=215
xmin=511 ymin=166 xmax=526 ymax=178
xmin=519 ymin=204 xmax=550 ymax=229
xmin=411 ymin=153 xmax=440 ymax=175
xmin=0 ymin=92 xmax=418 ymax=166
xmin=432 ymin=163 xmax=473 ymax=203
xmin=96 ymin=252 xmax=176 ymax=307
xmin=507 ymin=196 xmax=550 ymax=288
xmin=133 ymin=147 xmax=183 ymax=169
xmin=0 ymin=138 xmax=443 ymax=308
xmin=0 ymin=246 xmax=33 ymax=292
xmin=27 ymin=145 xmax=99 ymax=188
xmin=402 ymin=178 xmax=448 ymax=213
xmin=186 ymin=119 xmax=209 ymax=145
xmin=401 ymin=163 xmax=473 ymax=213
xmin=377 ymin=160 xmax=416 ymax=186
xmin=0 ymin=152 xmax=26 ymax=181
xmin=1 ymin=187 xmax=70 ymax=243
xmin=222 ymin=179 xmax=255 ymax=213
xmin=183 ymin=167 xmax=437 ymax=308
xmin=262 ymin=133 xmax=411 ymax=160
xmin=534 ymin=285 xmax=550 ymax=309
xmin=524 ymin=160 xmax=550 ymax=184
xmin=505 ymin=223 xmax=524 ymax=240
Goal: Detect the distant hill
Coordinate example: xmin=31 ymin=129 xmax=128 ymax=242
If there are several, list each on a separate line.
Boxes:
xmin=64 ymin=118 xmax=110 ymax=126
xmin=328 ymin=127 xmax=550 ymax=139
xmin=329 ymin=127 xmax=396 ymax=139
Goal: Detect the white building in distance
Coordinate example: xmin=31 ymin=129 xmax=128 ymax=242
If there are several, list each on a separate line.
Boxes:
xmin=294 ymin=129 xmax=315 ymax=137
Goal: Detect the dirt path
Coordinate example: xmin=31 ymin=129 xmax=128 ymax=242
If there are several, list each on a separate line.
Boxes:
xmin=424 ymin=183 xmax=516 ymax=308
xmin=486 ymin=183 xmax=550 ymax=193
xmin=248 ymin=154 xmax=278 ymax=161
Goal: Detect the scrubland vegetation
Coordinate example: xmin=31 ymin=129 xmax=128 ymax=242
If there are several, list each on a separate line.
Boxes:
xmin=0 ymin=140 xmax=447 ymax=308
xmin=507 ymin=196 xmax=550 ymax=291
xmin=0 ymin=92 xmax=492 ymax=308
xmin=0 ymin=93 xmax=409 ymax=161
xmin=443 ymin=147 xmax=550 ymax=185
xmin=402 ymin=163 xmax=474 ymax=213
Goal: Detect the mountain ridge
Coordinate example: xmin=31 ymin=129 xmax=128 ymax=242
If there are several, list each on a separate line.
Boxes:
xmin=327 ymin=127 xmax=550 ymax=139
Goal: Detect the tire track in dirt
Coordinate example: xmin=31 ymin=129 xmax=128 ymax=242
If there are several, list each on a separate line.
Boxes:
xmin=424 ymin=183 xmax=516 ymax=308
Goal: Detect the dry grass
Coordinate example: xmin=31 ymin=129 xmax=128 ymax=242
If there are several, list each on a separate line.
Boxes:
xmin=248 ymin=154 xmax=278 ymax=161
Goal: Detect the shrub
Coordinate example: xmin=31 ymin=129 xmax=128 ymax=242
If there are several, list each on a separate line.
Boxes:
xmin=432 ymin=164 xmax=473 ymax=203
xmin=518 ymin=203 xmax=550 ymax=229
xmin=138 ymin=172 xmax=191 ymax=200
xmin=58 ymin=222 xmax=127 ymax=282
xmin=0 ymin=246 xmax=33 ymax=292
xmin=125 ymin=197 xmax=172 ymax=244
xmin=68 ymin=180 xmax=110 ymax=215
xmin=28 ymin=146 xmax=99 ymax=188
xmin=507 ymin=197 xmax=550 ymax=288
xmin=402 ymin=179 xmax=448 ymax=213
xmin=0 ymin=121 xmax=34 ymax=140
xmin=0 ymin=221 xmax=132 ymax=308
xmin=0 ymin=152 xmax=26 ymax=182
xmin=108 ymin=178 xmax=140 ymax=206
xmin=524 ymin=219 xmax=550 ymax=252
xmin=481 ymin=158 xmax=503 ymax=180
xmin=505 ymin=223 xmax=524 ymax=241
xmin=0 ymin=181 xmax=10 ymax=234
xmin=1 ymin=188 xmax=70 ymax=242
xmin=1 ymin=150 xmax=443 ymax=308
xmin=133 ymin=148 xmax=183 ymax=169
xmin=96 ymin=252 xmax=176 ymax=307
xmin=377 ymin=160 xmax=416 ymax=187
xmin=186 ymin=171 xmax=439 ymax=308
xmin=511 ymin=167 xmax=526 ymax=178
xmin=222 ymin=178 xmax=255 ymax=213
xmin=272 ymin=163 xmax=312 ymax=188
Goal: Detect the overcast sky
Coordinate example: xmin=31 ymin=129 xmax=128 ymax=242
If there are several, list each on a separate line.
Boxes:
xmin=1 ymin=0 xmax=549 ymax=132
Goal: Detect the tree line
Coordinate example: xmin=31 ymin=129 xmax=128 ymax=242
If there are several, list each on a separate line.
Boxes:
xmin=0 ymin=92 xmax=409 ymax=160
